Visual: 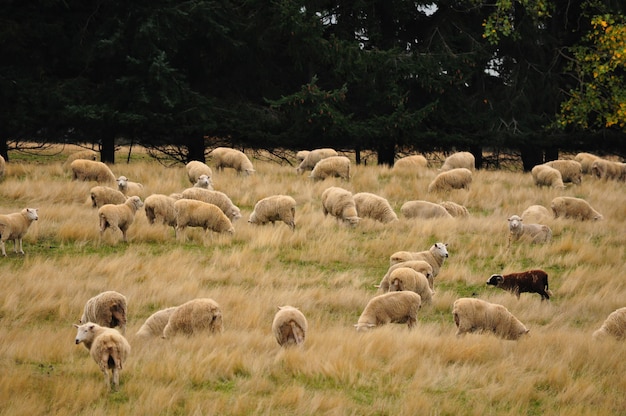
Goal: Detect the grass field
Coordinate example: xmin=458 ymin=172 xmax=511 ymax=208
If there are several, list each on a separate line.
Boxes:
xmin=0 ymin=146 xmax=624 ymax=416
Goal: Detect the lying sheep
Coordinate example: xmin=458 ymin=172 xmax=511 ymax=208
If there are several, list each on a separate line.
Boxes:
xmin=592 ymin=307 xmax=626 ymax=340
xmin=354 ymin=291 xmax=422 ymax=332
xmin=452 ymin=298 xmax=529 ymax=340
xmin=248 ymin=194 xmax=297 ymax=230
xmin=486 ymin=270 xmax=553 ymax=301
xmin=272 ymin=305 xmax=308 ymax=347
xmin=98 ymin=196 xmax=144 ymax=242
xmin=440 ymin=151 xmax=475 ymax=171
xmin=296 ymin=148 xmax=338 ymax=174
xmin=181 ymin=187 xmax=242 ymax=222
xmin=390 ymin=242 xmax=449 ymax=278
xmin=162 ymin=298 xmax=224 ymax=338
xmin=401 ymin=200 xmax=453 ymax=219
xmin=531 ymin=164 xmax=565 ymax=189
xmin=80 ymin=291 xmax=128 ymax=334
xmin=70 ymin=159 xmax=116 ymax=183
xmin=439 ymin=201 xmax=469 ymax=217
xmin=209 ymin=147 xmax=255 ymax=175
xmin=321 ymin=186 xmax=361 ymax=226
xmin=309 ymin=156 xmax=351 ymax=181
xmin=174 ymin=199 xmax=235 ymax=239
xmin=591 ymin=158 xmax=626 ymax=181
xmin=193 ymin=174 xmax=213 ymax=190
xmin=574 ymin=152 xmax=601 ymax=174
xmin=520 ymin=205 xmax=551 ymax=223
xmin=116 ymin=176 xmax=144 ymax=197
xmin=186 ymin=160 xmax=213 ymax=184
xmin=551 ymin=196 xmax=603 ymax=221
xmin=90 ymin=186 xmax=127 ymax=208
xmin=73 ymin=322 xmax=130 ymax=392
xmin=63 ymin=149 xmax=97 ymax=169
xmin=507 ymin=214 xmax=552 ymax=246
xmin=377 ymin=260 xmax=434 ymax=293
xmin=388 ymin=267 xmax=434 ymax=303
xmin=135 ymin=307 xmax=178 ymax=338
xmin=544 ymin=160 xmax=583 ymax=184
xmin=392 ymin=155 xmax=428 ymax=173
xmin=144 ymin=194 xmax=180 ymax=229
xmin=353 ymin=192 xmax=398 ymax=223
xmin=428 ymin=168 xmax=472 ymax=193
xmin=0 ymin=207 xmax=38 ymax=256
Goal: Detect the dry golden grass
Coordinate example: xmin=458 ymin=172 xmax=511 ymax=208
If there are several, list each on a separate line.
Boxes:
xmin=0 ymin=146 xmax=625 ymax=415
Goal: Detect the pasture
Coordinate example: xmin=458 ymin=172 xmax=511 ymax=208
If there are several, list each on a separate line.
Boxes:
xmin=0 ymin=146 xmax=624 ymax=415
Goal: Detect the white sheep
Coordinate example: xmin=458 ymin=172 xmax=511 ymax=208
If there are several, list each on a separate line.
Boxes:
xmin=162 ymin=298 xmax=224 ymax=338
xmin=79 ymin=291 xmax=128 ymax=335
xmin=321 ymin=186 xmax=361 ymax=226
xmin=353 ymin=192 xmax=398 ymax=223
xmin=70 ymin=159 xmax=116 ymax=183
xmin=401 ymin=200 xmax=453 ymax=219
xmin=295 ymin=150 xmax=311 ymax=162
xmin=272 ymin=305 xmax=308 ymax=347
xmin=64 ymin=150 xmax=98 ymax=169
xmin=296 ymin=148 xmax=338 ymax=174
xmin=193 ymin=174 xmax=213 ymax=189
xmin=520 ymin=205 xmax=551 ymax=223
xmin=544 ymin=160 xmax=583 ymax=184
xmin=73 ymin=322 xmax=130 ymax=392
xmin=186 ymin=160 xmax=213 ymax=184
xmin=98 ymin=196 xmax=144 ymax=242
xmin=592 ymin=307 xmax=626 ymax=340
xmin=392 ymin=155 xmax=428 ymax=173
xmin=428 ymin=168 xmax=472 ymax=193
xmin=452 ymin=298 xmax=529 ymax=340
xmin=354 ymin=291 xmax=422 ymax=332
xmin=390 ymin=242 xmax=449 ymax=279
xmin=181 ymin=187 xmax=242 ymax=222
xmin=90 ymin=186 xmax=127 ymax=208
xmin=135 ymin=307 xmax=178 ymax=338
xmin=209 ymin=147 xmax=255 ymax=175
xmin=377 ymin=260 xmax=434 ymax=293
xmin=550 ymin=196 xmax=604 ymax=221
xmin=574 ymin=152 xmax=601 ymax=174
xmin=388 ymin=267 xmax=434 ymax=303
xmin=248 ymin=195 xmax=297 ymax=230
xmin=591 ymin=158 xmax=626 ymax=181
xmin=507 ymin=214 xmax=552 ymax=246
xmin=531 ymin=164 xmax=565 ymax=189
xmin=143 ymin=194 xmax=180 ymax=229
xmin=309 ymin=156 xmax=351 ymax=181
xmin=439 ymin=201 xmax=469 ymax=217
xmin=116 ymin=175 xmax=145 ymax=197
xmin=174 ymin=199 xmax=235 ymax=239
xmin=0 ymin=208 xmax=38 ymax=256
xmin=440 ymin=151 xmax=475 ymax=171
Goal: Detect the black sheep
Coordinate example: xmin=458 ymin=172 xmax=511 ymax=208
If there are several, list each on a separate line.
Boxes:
xmin=486 ymin=269 xmax=553 ymax=301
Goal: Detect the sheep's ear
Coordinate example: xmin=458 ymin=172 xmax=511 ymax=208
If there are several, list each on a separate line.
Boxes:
xmin=73 ymin=324 xmax=79 ymax=328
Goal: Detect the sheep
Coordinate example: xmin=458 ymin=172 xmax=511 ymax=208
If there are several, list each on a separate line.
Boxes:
xmin=377 ymin=260 xmax=434 ymax=293
xmin=186 ymin=160 xmax=213 ymax=184
xmin=143 ymin=194 xmax=180 ymax=228
xmin=520 ymin=205 xmax=551 ymax=223
xmin=272 ymin=305 xmax=308 ymax=347
xmin=452 ymin=298 xmax=529 ymax=340
xmin=486 ymin=270 xmax=553 ymax=301
xmin=354 ymin=291 xmax=422 ymax=332
xmin=98 ymin=196 xmax=143 ymax=242
xmin=591 ymin=158 xmax=626 ymax=181
xmin=550 ymin=196 xmax=603 ymax=221
xmin=0 ymin=155 xmax=5 ymax=179
xmin=181 ymin=187 xmax=242 ymax=222
xmin=162 ymin=298 xmax=224 ymax=338
xmin=427 ymin=168 xmax=472 ymax=193
xmin=574 ymin=152 xmax=601 ymax=174
xmin=0 ymin=207 xmax=38 ymax=256
xmin=193 ymin=174 xmax=213 ymax=189
xmin=116 ymin=175 xmax=144 ymax=197
xmin=507 ymin=214 xmax=552 ymax=246
xmin=70 ymin=159 xmax=116 ymax=183
xmin=209 ymin=147 xmax=255 ymax=175
xmin=135 ymin=307 xmax=178 ymax=338
xmin=248 ymin=194 xmax=297 ymax=230
xmin=79 ymin=291 xmax=128 ymax=334
xmin=440 ymin=151 xmax=475 ymax=171
xmin=353 ymin=192 xmax=398 ymax=223
xmin=592 ymin=307 xmax=626 ymax=340
xmin=63 ymin=149 xmax=97 ymax=168
xmin=320 ymin=186 xmax=361 ymax=226
xmin=296 ymin=148 xmax=338 ymax=174
xmin=439 ymin=201 xmax=469 ymax=217
xmin=73 ymin=322 xmax=130 ymax=392
xmin=309 ymin=156 xmax=351 ymax=181
xmin=389 ymin=242 xmax=449 ymax=278
xmin=392 ymin=154 xmax=428 ymax=173
xmin=400 ymin=200 xmax=453 ymax=219
xmin=174 ymin=199 xmax=235 ymax=239
xmin=388 ymin=267 xmax=434 ymax=304
xmin=90 ymin=186 xmax=127 ymax=208
xmin=295 ymin=150 xmax=310 ymax=162
xmin=544 ymin=160 xmax=583 ymax=184
xmin=531 ymin=164 xmax=565 ymax=189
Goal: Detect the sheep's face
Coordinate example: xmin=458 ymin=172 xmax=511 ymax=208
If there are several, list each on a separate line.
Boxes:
xmin=116 ymin=176 xmax=128 ymax=188
xmin=486 ymin=274 xmax=504 ymax=286
xmin=25 ymin=208 xmax=38 ymax=221
xmin=433 ymin=242 xmax=449 ymax=258
xmin=74 ymin=323 xmax=96 ymax=344
xmin=508 ymin=216 xmax=522 ymax=231
xmin=195 ymin=175 xmax=212 ymax=189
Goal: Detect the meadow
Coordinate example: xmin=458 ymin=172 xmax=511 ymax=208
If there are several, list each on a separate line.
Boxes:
xmin=0 ymin=145 xmax=624 ymax=416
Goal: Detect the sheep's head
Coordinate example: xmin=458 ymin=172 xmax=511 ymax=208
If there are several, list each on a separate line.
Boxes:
xmin=486 ymin=274 xmax=504 ymax=286
xmin=433 ymin=242 xmax=449 ymax=258
xmin=24 ymin=208 xmax=39 ymax=221
xmin=116 ymin=176 xmax=128 ymax=189
xmin=74 ymin=322 xmax=97 ymax=345
xmin=508 ymin=215 xmax=522 ymax=232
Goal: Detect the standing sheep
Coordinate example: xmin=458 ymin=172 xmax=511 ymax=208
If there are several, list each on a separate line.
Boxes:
xmin=544 ymin=160 xmax=583 ymax=184
xmin=73 ymin=322 xmax=130 ymax=392
xmin=90 ymin=186 xmax=127 ymax=208
xmin=388 ymin=267 xmax=434 ymax=304
xmin=98 ymin=196 xmax=144 ymax=242
xmin=452 ymin=298 xmax=529 ymax=340
xmin=531 ymin=164 xmax=565 ymax=189
xmin=439 ymin=201 xmax=469 ymax=217
xmin=507 ymin=214 xmax=552 ymax=246
xmin=0 ymin=207 xmax=38 ymax=256
xmin=309 ymin=156 xmax=351 ymax=181
xmin=272 ymin=305 xmax=308 ymax=347
xmin=135 ymin=307 xmax=178 ymax=338
xmin=63 ymin=149 xmax=97 ymax=169
xmin=295 ymin=150 xmax=311 ymax=163
xmin=574 ymin=152 xmax=601 ymax=174
xmin=209 ymin=147 xmax=255 ymax=175
xmin=162 ymin=298 xmax=224 ymax=338
xmin=591 ymin=158 xmax=626 ymax=181
xmin=592 ymin=307 xmax=626 ymax=340
xmin=321 ymin=186 xmax=361 ymax=226
xmin=521 ymin=205 xmax=551 ymax=223
xmin=401 ymin=200 xmax=453 ymax=219
xmin=116 ymin=176 xmax=145 ymax=197
xmin=181 ymin=187 xmax=242 ymax=222
xmin=354 ymin=291 xmax=422 ymax=332
xmin=440 ymin=151 xmax=475 ymax=171
xmin=428 ymin=168 xmax=472 ymax=193
xmin=144 ymin=194 xmax=180 ymax=229
xmin=550 ymin=196 xmax=603 ymax=221
xmin=296 ymin=148 xmax=338 ymax=174
xmin=389 ymin=242 xmax=449 ymax=278
xmin=392 ymin=155 xmax=428 ymax=173
xmin=486 ymin=270 xmax=553 ymax=301
xmin=70 ymin=159 xmax=116 ymax=183
xmin=79 ymin=291 xmax=128 ymax=334
xmin=174 ymin=199 xmax=235 ymax=239
xmin=248 ymin=195 xmax=297 ymax=230
xmin=186 ymin=160 xmax=213 ymax=184
xmin=377 ymin=260 xmax=434 ymax=293
xmin=353 ymin=192 xmax=398 ymax=223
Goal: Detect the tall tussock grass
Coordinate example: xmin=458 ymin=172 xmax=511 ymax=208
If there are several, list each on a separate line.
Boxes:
xmin=0 ymin=146 xmax=624 ymax=415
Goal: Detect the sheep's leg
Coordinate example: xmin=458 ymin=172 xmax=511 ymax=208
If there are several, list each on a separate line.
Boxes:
xmin=1 ymin=240 xmax=6 ymax=256
xmin=16 ymin=238 xmax=24 ymax=254
xmin=111 ymin=367 xmax=119 ymax=391
xmin=99 ymin=362 xmax=111 ymax=391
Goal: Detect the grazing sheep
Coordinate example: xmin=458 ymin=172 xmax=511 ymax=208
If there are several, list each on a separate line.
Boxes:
xmin=90 ymin=186 xmax=127 ymax=208
xmin=181 ymin=187 xmax=242 ymax=222
xmin=428 ymin=168 xmax=472 ymax=193
xmin=63 ymin=149 xmax=97 ymax=168
xmin=272 ymin=305 xmax=308 ymax=347
xmin=295 ymin=150 xmax=310 ymax=162
xmin=0 ymin=208 xmax=38 ymax=256
xmin=377 ymin=260 xmax=434 ymax=293
xmin=70 ymin=159 xmax=116 ymax=183
xmin=98 ymin=196 xmax=144 ymax=242
xmin=354 ymin=291 xmax=422 ymax=332
xmin=144 ymin=194 xmax=180 ymax=228
xmin=209 ymin=147 xmax=255 ymax=175
xmin=389 ymin=242 xmax=449 ymax=278
xmin=0 ymin=155 xmax=4 ymax=179
xmin=507 ymin=214 xmax=552 ymax=246
xmin=388 ymin=267 xmax=434 ymax=303
xmin=116 ymin=176 xmax=144 ymax=197
xmin=592 ymin=307 xmax=626 ymax=340
xmin=521 ymin=205 xmax=551 ymax=223
xmin=309 ymin=156 xmax=351 ymax=181
xmin=439 ymin=201 xmax=469 ymax=217
xmin=440 ymin=151 xmax=475 ymax=171
xmin=248 ymin=195 xmax=297 ymax=230
xmin=486 ymin=270 xmax=553 ymax=301
xmin=591 ymin=158 xmax=626 ymax=181
xmin=73 ymin=322 xmax=130 ymax=392
xmin=452 ymin=298 xmax=529 ymax=340
xmin=186 ymin=160 xmax=213 ymax=184
xmin=551 ymin=196 xmax=603 ymax=221
xmin=401 ymin=200 xmax=453 ymax=219
xmin=321 ymin=186 xmax=361 ymax=226
xmin=392 ymin=155 xmax=428 ymax=173
xmin=353 ymin=192 xmax=398 ymax=223
xmin=162 ymin=298 xmax=224 ymax=338
xmin=531 ymin=164 xmax=565 ymax=189
xmin=574 ymin=152 xmax=601 ymax=174
xmin=80 ymin=291 xmax=128 ymax=334
xmin=174 ymin=199 xmax=235 ymax=239
xmin=193 ymin=174 xmax=213 ymax=189
xmin=135 ymin=307 xmax=178 ymax=338
xmin=296 ymin=148 xmax=338 ymax=174
xmin=544 ymin=160 xmax=583 ymax=184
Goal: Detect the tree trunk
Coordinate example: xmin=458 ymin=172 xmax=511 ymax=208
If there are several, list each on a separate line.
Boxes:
xmin=545 ymin=147 xmax=559 ymax=162
xmin=520 ymin=145 xmax=543 ymax=172
xmin=101 ymin=132 xmax=116 ymax=164
xmin=470 ymin=145 xmax=483 ymax=169
xmin=186 ymin=135 xmax=206 ymax=163
xmin=376 ymin=139 xmax=395 ymax=166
